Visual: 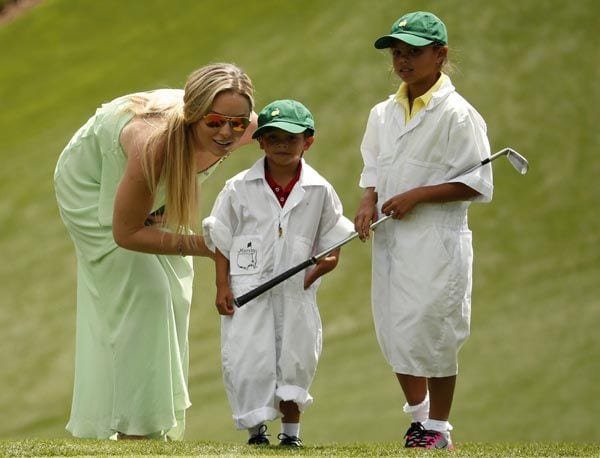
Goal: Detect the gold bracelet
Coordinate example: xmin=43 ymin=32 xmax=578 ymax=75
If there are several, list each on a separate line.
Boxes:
xmin=177 ymin=235 xmax=185 ymax=257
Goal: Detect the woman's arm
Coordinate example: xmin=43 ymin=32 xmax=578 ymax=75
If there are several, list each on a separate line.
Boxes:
xmin=112 ymin=119 xmax=213 ymax=257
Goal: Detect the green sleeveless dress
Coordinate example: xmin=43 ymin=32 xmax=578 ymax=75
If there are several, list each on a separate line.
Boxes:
xmin=54 ymin=91 xmax=220 ymax=440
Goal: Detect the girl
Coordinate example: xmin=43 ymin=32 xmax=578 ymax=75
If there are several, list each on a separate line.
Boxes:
xmin=354 ymin=12 xmax=493 ymax=449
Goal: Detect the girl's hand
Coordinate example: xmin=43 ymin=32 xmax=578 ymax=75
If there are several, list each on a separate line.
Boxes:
xmin=381 ymin=188 xmax=421 ymax=220
xmin=215 ymin=285 xmax=235 ymax=316
xmin=382 ymin=183 xmax=480 ymax=219
xmin=304 ymin=248 xmax=340 ymax=289
xmin=354 ymin=188 xmax=378 ymax=241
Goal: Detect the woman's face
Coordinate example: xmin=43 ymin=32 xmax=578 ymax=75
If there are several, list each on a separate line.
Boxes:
xmin=190 ymin=90 xmax=251 ymax=158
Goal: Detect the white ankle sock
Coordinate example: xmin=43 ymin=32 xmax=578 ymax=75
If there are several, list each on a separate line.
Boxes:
xmin=423 ymin=419 xmax=453 ymax=442
xmin=402 ymin=393 xmax=430 ymax=423
xmin=423 ymin=419 xmax=452 ymax=432
xmin=281 ymin=422 xmax=300 ymax=437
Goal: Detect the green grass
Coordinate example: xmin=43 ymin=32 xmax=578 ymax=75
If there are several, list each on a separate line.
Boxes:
xmin=1 ymin=439 xmax=599 ymax=457
xmin=0 ymin=0 xmax=599 ymax=449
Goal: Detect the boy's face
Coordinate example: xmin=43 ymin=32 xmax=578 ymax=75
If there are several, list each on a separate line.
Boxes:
xmin=258 ymin=128 xmax=314 ymax=169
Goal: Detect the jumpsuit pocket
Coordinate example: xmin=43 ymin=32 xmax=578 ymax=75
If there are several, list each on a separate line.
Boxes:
xmin=430 ymin=225 xmax=456 ymax=262
xmin=426 ymin=225 xmax=469 ymax=313
xmin=230 ymin=235 xmax=262 ymax=276
xmin=291 ymin=237 xmax=312 ymax=264
xmin=291 ymin=237 xmax=317 ymax=292
xmin=398 ymin=158 xmax=447 ymax=188
xmin=394 ymin=224 xmax=458 ymax=318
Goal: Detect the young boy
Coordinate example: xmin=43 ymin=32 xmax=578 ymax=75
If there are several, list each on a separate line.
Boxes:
xmin=203 ymin=99 xmax=354 ymax=447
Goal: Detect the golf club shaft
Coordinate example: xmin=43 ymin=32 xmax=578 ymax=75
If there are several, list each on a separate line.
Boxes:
xmin=234 ymin=258 xmax=316 ymax=307
xmin=234 ymin=232 xmax=362 ymax=307
xmin=234 ymin=147 xmax=524 ymax=307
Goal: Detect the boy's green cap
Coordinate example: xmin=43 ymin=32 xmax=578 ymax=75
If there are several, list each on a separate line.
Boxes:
xmin=252 ymin=99 xmax=315 ymax=139
xmin=374 ymin=11 xmax=447 ymax=48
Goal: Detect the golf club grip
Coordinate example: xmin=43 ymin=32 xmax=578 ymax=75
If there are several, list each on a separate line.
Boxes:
xmin=234 ymin=258 xmax=316 ymax=307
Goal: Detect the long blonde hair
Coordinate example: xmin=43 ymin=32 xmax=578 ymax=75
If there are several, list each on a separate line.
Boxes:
xmin=125 ymin=63 xmax=254 ymax=234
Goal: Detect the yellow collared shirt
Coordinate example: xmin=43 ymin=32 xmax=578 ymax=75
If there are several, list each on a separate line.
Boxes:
xmin=395 ymin=73 xmax=448 ymax=124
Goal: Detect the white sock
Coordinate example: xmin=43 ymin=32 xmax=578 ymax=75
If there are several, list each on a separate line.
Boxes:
xmin=248 ymin=423 xmax=265 ymax=438
xmin=423 ymin=419 xmax=453 ymax=442
xmin=281 ymin=422 xmax=300 ymax=438
xmin=402 ymin=393 xmax=430 ymax=423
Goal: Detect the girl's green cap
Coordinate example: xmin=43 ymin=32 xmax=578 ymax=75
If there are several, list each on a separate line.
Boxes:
xmin=374 ymin=11 xmax=448 ymax=48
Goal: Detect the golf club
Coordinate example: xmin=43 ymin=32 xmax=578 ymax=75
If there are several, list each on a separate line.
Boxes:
xmin=369 ymin=147 xmax=528 ymax=230
xmin=234 ymin=147 xmax=528 ymax=307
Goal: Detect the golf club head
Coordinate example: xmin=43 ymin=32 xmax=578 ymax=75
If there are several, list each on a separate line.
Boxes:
xmin=505 ymin=148 xmax=529 ymax=174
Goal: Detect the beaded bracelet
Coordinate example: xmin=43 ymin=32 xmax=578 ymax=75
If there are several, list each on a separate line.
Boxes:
xmin=177 ymin=235 xmax=185 ymax=257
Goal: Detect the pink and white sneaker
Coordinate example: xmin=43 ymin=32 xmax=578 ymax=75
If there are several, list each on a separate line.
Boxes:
xmin=404 ymin=422 xmax=453 ymax=449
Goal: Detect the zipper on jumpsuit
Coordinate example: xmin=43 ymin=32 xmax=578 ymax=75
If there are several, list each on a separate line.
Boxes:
xmin=266 ymin=177 xmax=305 ymax=277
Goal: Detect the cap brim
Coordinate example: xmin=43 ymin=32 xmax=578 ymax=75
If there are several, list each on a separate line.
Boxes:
xmin=252 ymin=121 xmax=311 ymax=139
xmin=374 ymin=33 xmax=434 ymax=49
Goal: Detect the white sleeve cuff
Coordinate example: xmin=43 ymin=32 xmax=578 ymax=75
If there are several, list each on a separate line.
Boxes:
xmin=317 ymin=216 xmax=355 ymax=252
xmin=450 ymin=172 xmax=493 ymax=203
xmin=359 ymin=167 xmax=377 ymax=189
xmin=202 ymin=216 xmax=233 ymax=257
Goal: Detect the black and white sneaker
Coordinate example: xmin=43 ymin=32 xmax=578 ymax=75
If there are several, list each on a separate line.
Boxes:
xmin=247 ymin=424 xmax=270 ymax=445
xmin=278 ymin=433 xmax=303 ymax=448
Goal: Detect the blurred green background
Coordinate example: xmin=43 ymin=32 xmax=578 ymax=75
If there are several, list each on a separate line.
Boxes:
xmin=1 ymin=0 xmax=598 ymax=445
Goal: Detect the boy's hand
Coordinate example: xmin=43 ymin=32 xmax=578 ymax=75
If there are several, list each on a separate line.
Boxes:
xmin=304 ymin=248 xmax=340 ymax=289
xmin=354 ymin=187 xmax=378 ymax=241
xmin=215 ymin=285 xmax=235 ymax=315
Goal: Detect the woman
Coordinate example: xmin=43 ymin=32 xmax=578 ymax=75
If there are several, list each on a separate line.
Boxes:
xmin=54 ymin=63 xmax=256 ymax=440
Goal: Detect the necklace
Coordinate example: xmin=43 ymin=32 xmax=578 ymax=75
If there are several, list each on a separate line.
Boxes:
xmin=198 ymin=153 xmax=230 ymax=183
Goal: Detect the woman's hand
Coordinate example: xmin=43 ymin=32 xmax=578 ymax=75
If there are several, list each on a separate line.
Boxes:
xmin=354 ymin=187 xmax=378 ymax=241
xmin=304 ymin=248 xmax=341 ymax=289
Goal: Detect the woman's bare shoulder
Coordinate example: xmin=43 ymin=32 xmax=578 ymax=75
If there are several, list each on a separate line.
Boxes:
xmin=120 ymin=116 xmax=164 ymax=158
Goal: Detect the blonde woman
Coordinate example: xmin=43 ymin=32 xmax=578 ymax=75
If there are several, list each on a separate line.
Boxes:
xmin=54 ymin=63 xmax=256 ymax=440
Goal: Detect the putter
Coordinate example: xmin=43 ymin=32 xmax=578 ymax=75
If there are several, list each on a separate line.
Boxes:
xmin=234 ymin=147 xmax=528 ymax=307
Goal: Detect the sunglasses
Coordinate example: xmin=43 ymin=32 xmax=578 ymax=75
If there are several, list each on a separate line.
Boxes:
xmin=202 ymin=113 xmax=250 ymax=132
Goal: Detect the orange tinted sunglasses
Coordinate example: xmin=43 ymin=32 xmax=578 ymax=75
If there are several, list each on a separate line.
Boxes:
xmin=202 ymin=113 xmax=250 ymax=132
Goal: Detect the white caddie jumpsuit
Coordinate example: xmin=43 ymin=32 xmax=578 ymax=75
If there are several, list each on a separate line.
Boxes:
xmin=203 ymin=157 xmax=354 ymax=429
xmin=359 ymin=77 xmax=494 ymax=377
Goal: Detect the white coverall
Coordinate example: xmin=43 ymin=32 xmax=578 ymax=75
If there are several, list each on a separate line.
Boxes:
xmin=359 ymin=77 xmax=494 ymax=377
xmin=203 ymin=158 xmax=354 ymax=429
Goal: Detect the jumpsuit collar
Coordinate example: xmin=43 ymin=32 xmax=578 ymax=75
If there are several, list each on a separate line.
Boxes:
xmin=245 ymin=157 xmax=328 ymax=215
xmin=391 ymin=76 xmax=456 ymax=136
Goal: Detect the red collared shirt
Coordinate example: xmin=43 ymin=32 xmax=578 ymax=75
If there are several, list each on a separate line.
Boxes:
xmin=264 ymin=159 xmax=302 ymax=207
